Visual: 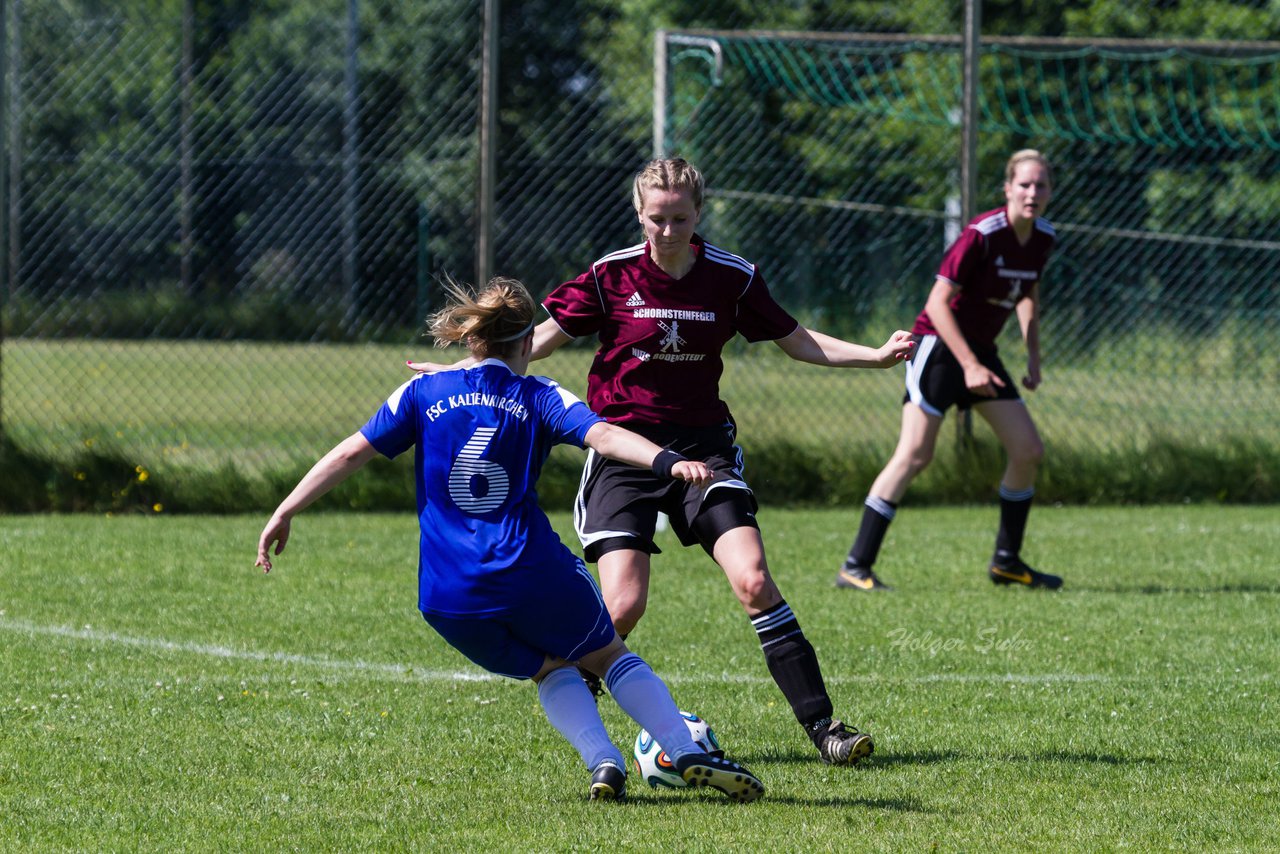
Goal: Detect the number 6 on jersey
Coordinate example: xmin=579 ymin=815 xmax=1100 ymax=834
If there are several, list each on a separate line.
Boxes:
xmin=447 ymin=427 xmax=510 ymax=513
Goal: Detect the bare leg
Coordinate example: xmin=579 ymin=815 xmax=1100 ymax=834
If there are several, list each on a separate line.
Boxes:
xmin=974 ymin=400 xmax=1058 ymax=588
xmin=869 ymin=403 xmax=946 ymax=503
xmin=710 ymin=526 xmax=782 ymax=615
xmin=596 ymin=548 xmax=651 ymax=636
xmin=974 ymin=400 xmax=1043 ymax=491
xmin=840 ymin=404 xmax=944 ymax=587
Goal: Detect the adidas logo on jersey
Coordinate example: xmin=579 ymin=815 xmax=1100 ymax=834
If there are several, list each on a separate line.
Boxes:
xmin=625 ymin=292 xmax=645 ymax=307
xmin=995 ymin=255 xmax=1005 ymax=267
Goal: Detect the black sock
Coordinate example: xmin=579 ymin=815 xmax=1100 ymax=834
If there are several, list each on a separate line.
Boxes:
xmin=995 ymin=485 xmax=1034 ymax=564
xmin=844 ymin=496 xmax=897 ymax=569
xmin=751 ymin=601 xmax=833 ymax=735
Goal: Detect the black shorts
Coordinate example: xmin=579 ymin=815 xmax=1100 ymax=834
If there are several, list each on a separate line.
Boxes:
xmin=903 ymin=334 xmax=1021 ymax=416
xmin=573 ymin=421 xmax=759 ymax=562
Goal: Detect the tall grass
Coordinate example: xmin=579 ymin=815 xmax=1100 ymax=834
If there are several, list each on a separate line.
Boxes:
xmin=1 ymin=331 xmax=1276 ymax=512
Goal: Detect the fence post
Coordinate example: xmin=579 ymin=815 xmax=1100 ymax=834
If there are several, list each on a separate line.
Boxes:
xmin=958 ymin=0 xmax=982 ymax=447
xmin=653 ymin=30 xmax=667 ymax=157
xmin=342 ymin=0 xmax=360 ymax=335
xmin=417 ymin=201 xmax=430 ymax=323
xmin=180 ymin=0 xmax=193 ymax=295
xmin=476 ymin=0 xmax=498 ymax=287
xmin=0 ymin=0 xmax=16 ymax=443
xmin=0 ymin=0 xmax=5 ymax=442
xmin=3 ymin=0 xmax=16 ymax=302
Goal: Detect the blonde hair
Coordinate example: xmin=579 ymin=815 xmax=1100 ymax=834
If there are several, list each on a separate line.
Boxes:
xmin=429 ymin=276 xmax=536 ymax=358
xmin=1005 ymin=149 xmax=1053 ymax=185
xmin=632 ymin=157 xmax=705 ymax=213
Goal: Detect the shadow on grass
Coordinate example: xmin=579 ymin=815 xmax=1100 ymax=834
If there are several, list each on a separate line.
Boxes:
xmin=988 ymin=750 xmax=1163 ymax=766
xmin=619 ymin=792 xmax=932 ymax=812
xmin=1072 ymin=582 xmax=1280 ymax=595
xmin=877 ymin=749 xmax=1163 ymax=767
xmin=758 ymin=748 xmax=1161 ymax=768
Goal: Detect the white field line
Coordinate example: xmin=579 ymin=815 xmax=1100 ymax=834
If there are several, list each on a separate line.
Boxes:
xmin=0 ymin=616 xmax=494 ymax=684
xmin=2 ymin=616 xmax=1263 ymax=687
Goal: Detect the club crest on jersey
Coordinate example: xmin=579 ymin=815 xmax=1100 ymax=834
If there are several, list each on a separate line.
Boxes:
xmin=995 ymin=255 xmax=1005 ymax=267
xmin=987 ymin=279 xmax=1023 ymax=309
xmin=625 ymin=292 xmax=645 ymax=307
xmin=658 ymin=320 xmax=686 ymax=353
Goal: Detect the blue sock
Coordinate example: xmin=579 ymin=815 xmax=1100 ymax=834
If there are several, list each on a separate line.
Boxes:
xmin=536 ymin=666 xmax=623 ymax=771
xmin=604 ymin=653 xmax=698 ymax=764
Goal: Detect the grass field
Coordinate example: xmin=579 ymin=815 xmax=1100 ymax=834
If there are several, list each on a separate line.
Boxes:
xmin=2 ymin=506 xmax=1277 ymax=850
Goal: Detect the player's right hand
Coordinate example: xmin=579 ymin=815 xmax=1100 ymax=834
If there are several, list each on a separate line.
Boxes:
xmin=672 ymin=460 xmax=713 ymax=488
xmin=878 ymin=330 xmax=915 ymax=364
xmin=963 ymin=363 xmax=1004 ymax=397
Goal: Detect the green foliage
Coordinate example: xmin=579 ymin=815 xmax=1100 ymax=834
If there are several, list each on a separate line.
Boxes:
xmin=1 ymin=507 xmax=1277 ymax=849
xmin=1063 ymin=0 xmax=1280 ymax=41
xmin=3 ymin=425 xmax=1276 ymax=515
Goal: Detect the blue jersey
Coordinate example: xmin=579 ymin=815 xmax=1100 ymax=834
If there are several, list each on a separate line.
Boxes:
xmin=360 ymin=359 xmax=603 ymax=617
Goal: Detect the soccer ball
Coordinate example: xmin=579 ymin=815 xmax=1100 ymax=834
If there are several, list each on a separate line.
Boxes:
xmin=632 ymin=711 xmax=722 ymax=788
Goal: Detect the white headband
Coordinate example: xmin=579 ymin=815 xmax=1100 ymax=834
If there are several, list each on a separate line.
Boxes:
xmin=490 ymin=319 xmax=535 ymax=343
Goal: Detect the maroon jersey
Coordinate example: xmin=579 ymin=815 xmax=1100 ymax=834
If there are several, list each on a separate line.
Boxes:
xmin=542 ymin=234 xmax=799 ymax=427
xmin=912 ymin=207 xmax=1056 ymax=352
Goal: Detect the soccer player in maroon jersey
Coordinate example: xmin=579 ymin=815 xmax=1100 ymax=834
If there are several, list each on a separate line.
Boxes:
xmin=413 ymin=158 xmax=912 ymax=764
xmin=837 ymin=149 xmax=1063 ymax=592
xmin=533 ymin=158 xmax=911 ymax=765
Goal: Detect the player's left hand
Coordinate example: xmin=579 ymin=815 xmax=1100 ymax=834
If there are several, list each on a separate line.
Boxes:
xmin=406 ymin=355 xmax=476 ymax=373
xmin=671 ymin=460 xmax=713 ymax=488
xmin=256 ymin=515 xmax=291 ymax=573
xmin=1022 ymin=362 xmax=1041 ymax=391
xmin=878 ymin=330 xmax=915 ymax=365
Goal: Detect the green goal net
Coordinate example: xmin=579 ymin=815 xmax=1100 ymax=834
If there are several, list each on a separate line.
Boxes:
xmin=658 ymin=31 xmax=1279 ymax=471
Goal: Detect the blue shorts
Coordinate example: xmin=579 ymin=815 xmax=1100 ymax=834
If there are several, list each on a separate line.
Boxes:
xmin=422 ymin=557 xmax=615 ymax=679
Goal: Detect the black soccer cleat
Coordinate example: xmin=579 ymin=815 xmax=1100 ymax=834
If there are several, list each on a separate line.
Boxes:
xmin=675 ymin=753 xmax=765 ymax=803
xmin=815 ymin=719 xmax=875 ymax=766
xmin=988 ymin=557 xmax=1063 ymax=590
xmin=578 ymin=665 xmax=606 ymax=701
xmin=835 ymin=564 xmax=893 ymax=591
xmin=588 ymin=760 xmax=627 ymax=802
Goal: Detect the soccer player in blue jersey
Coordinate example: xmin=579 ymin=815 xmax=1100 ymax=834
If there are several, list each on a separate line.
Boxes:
xmin=255 ymin=277 xmax=764 ymax=803
xmin=837 ymin=150 xmax=1063 ymax=592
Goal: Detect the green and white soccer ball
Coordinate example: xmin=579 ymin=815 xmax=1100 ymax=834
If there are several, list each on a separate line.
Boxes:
xmin=632 ymin=711 xmax=722 ymax=788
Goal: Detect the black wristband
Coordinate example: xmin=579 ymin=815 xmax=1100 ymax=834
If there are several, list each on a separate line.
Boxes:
xmin=651 ymin=449 xmax=687 ymax=479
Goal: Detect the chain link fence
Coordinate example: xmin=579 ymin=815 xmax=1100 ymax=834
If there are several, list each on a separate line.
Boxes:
xmin=1 ymin=1 xmax=1277 ymax=508
xmin=657 ymin=29 xmax=1279 ymax=467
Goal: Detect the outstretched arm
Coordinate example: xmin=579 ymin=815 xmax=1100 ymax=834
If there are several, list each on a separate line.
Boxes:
xmin=255 ymin=432 xmax=379 ymax=572
xmin=774 ymin=325 xmax=914 ymax=368
xmin=582 ymin=422 xmax=712 ymax=487
xmin=529 ymin=318 xmax=573 ymax=362
xmin=404 ymin=352 xmax=474 ymax=373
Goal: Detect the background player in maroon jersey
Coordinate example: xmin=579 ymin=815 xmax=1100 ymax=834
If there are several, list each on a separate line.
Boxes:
xmin=837 ymin=149 xmax=1062 ymax=592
